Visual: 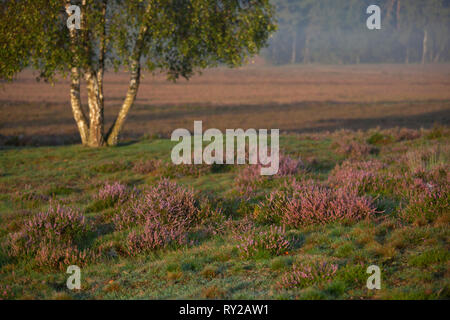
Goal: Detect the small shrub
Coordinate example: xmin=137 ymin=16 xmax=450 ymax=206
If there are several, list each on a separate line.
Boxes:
xmin=113 ymin=179 xmax=199 ymax=231
xmin=236 ymin=226 xmax=291 ymax=258
xmin=132 ymin=159 xmax=161 ymax=174
xmin=327 ymin=160 xmax=385 ymax=194
xmin=401 ymin=184 xmax=449 ymax=225
xmin=126 ymin=220 xmax=187 ymax=255
xmin=367 ymin=132 xmax=393 ymax=145
xmin=334 ymin=139 xmax=378 ymax=159
xmin=7 ymin=204 xmax=95 ymax=270
xmin=234 ymin=164 xmax=265 ymax=197
xmin=278 ymin=261 xmax=338 ymax=289
xmin=255 ymin=180 xmax=378 ymax=227
xmin=426 ymin=125 xmax=445 ymax=140
xmin=96 ymin=182 xmax=130 ymax=205
xmin=393 ymin=128 xmax=421 ymax=141
xmin=277 ymin=154 xmax=304 ymax=176
xmin=0 ymin=285 xmax=14 ymax=300
xmin=114 ymin=179 xmax=215 ymax=255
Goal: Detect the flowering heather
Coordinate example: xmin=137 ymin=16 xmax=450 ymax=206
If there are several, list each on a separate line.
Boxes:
xmin=34 ymin=242 xmax=96 ymax=270
xmin=96 ymin=182 xmax=130 ymax=205
xmin=132 ymin=159 xmax=161 ymax=174
xmin=255 ymin=180 xmax=377 ymax=227
xmin=236 ymin=226 xmax=291 ymax=258
xmin=7 ymin=204 xmax=94 ymax=269
xmin=0 ymin=285 xmax=13 ymax=300
xmin=401 ymin=180 xmax=449 ymax=225
xmin=126 ymin=220 xmax=187 ymax=255
xmin=114 ymin=179 xmax=198 ymax=230
xmin=392 ymin=128 xmax=421 ymax=141
xmin=234 ymin=165 xmax=265 ymax=197
xmin=328 ymin=160 xmax=385 ymax=194
xmin=278 ymin=154 xmax=304 ymax=176
xmin=404 ymin=145 xmax=449 ymax=178
xmin=278 ymin=262 xmax=338 ymax=289
xmin=334 ymin=139 xmax=378 ymax=159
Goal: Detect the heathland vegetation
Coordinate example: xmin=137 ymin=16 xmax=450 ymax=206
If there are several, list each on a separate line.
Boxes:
xmin=0 ymin=124 xmax=448 ymax=299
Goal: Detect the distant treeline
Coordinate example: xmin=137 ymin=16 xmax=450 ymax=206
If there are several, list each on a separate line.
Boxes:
xmin=262 ymin=0 xmax=450 ymax=64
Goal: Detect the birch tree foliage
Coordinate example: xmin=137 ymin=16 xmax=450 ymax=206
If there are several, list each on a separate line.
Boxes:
xmin=0 ymin=0 xmax=276 ymax=146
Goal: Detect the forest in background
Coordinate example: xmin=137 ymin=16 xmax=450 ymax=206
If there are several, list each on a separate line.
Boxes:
xmin=262 ymin=0 xmax=450 ymax=65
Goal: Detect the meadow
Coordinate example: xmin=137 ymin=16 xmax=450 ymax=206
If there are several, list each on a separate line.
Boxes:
xmin=0 ymin=65 xmax=449 ymax=300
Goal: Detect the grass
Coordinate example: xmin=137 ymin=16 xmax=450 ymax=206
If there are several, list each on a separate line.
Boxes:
xmin=0 ymin=126 xmax=449 ymax=300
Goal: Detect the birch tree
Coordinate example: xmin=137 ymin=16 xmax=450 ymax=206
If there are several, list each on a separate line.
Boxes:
xmin=0 ymin=0 xmax=276 ymax=147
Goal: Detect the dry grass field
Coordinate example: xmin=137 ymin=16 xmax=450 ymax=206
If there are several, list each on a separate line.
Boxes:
xmin=1 ymin=64 xmax=449 ymax=145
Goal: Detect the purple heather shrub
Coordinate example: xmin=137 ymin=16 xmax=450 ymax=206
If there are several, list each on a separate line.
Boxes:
xmin=132 ymin=159 xmax=161 ymax=174
xmin=393 ymin=128 xmax=421 ymax=141
xmin=234 ymin=153 xmax=304 ymax=198
xmin=235 ymin=164 xmax=265 ymax=197
xmin=96 ymin=182 xmax=130 ymax=204
xmin=236 ymin=226 xmax=291 ymax=258
xmin=0 ymin=285 xmax=13 ymax=300
xmin=277 ymin=154 xmax=304 ymax=176
xmin=7 ymin=204 xmax=94 ymax=269
xmin=401 ymin=179 xmax=449 ymax=225
xmin=255 ymin=179 xmax=378 ymax=227
xmin=328 ymin=160 xmax=385 ymax=194
xmin=114 ymin=179 xmax=199 ymax=231
xmin=229 ymin=216 xmax=256 ymax=238
xmin=126 ymin=220 xmax=188 ymax=255
xmin=278 ymin=262 xmax=338 ymax=289
xmin=34 ymin=242 xmax=96 ymax=270
xmin=334 ymin=138 xmax=378 ymax=159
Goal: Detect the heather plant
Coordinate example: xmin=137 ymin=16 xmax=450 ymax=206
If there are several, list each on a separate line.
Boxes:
xmin=404 ymin=145 xmax=448 ymax=177
xmin=333 ymin=135 xmax=378 ymax=159
xmin=278 ymin=154 xmax=304 ymax=176
xmin=113 ymin=179 xmax=214 ymax=254
xmin=235 ymin=226 xmax=291 ymax=258
xmin=401 ymin=181 xmax=449 ymax=225
xmin=0 ymin=285 xmax=13 ymax=300
xmin=126 ymin=220 xmax=188 ymax=255
xmin=328 ymin=160 xmax=385 ymax=195
xmin=425 ymin=125 xmax=448 ymax=140
xmin=34 ymin=242 xmax=96 ymax=270
xmin=113 ymin=179 xmax=199 ymax=231
xmin=132 ymin=159 xmax=162 ymax=174
xmin=96 ymin=182 xmax=130 ymax=205
xmin=195 ymin=203 xmax=229 ymax=237
xmin=277 ymin=261 xmax=338 ymax=289
xmin=391 ymin=128 xmax=421 ymax=141
xmin=367 ymin=132 xmax=393 ymax=146
xmin=234 ymin=164 xmax=265 ymax=198
xmin=255 ymin=179 xmax=378 ymax=227
xmin=7 ymin=204 xmax=95 ymax=270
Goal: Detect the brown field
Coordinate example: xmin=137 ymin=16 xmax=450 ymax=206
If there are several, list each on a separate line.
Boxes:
xmin=1 ymin=64 xmax=449 ymax=145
